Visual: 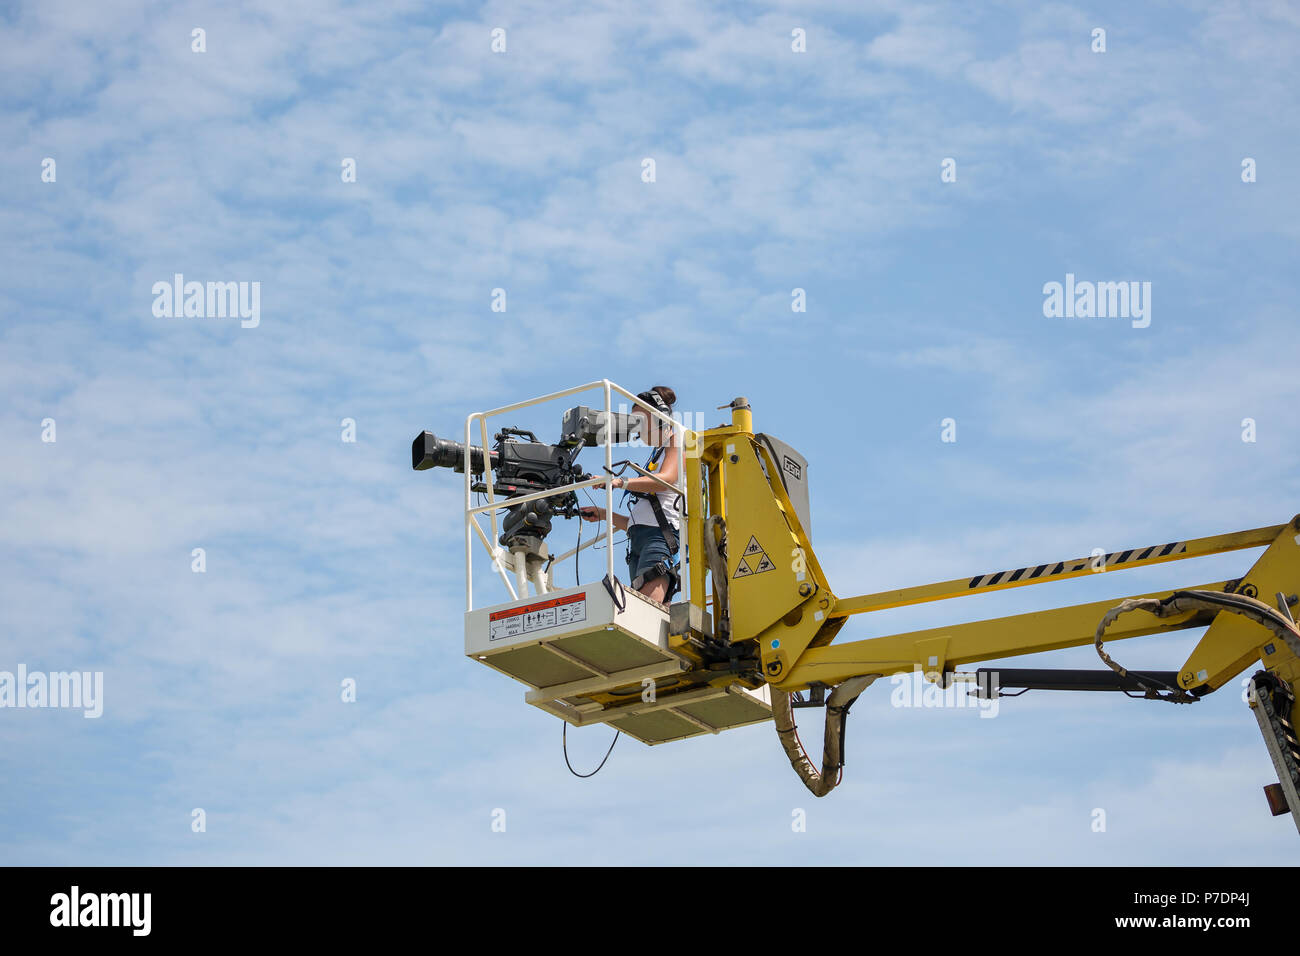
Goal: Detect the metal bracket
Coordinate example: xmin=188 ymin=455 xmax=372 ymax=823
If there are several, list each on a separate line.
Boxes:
xmin=791 ymin=682 xmax=827 ymax=709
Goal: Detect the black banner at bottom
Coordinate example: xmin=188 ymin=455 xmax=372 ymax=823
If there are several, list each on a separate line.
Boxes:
xmin=0 ymin=866 xmax=1283 ymax=940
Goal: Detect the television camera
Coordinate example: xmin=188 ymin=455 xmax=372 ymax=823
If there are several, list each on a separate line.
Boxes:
xmin=411 ymin=405 xmax=643 ymax=557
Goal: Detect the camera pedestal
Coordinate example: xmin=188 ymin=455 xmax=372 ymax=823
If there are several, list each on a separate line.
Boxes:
xmin=500 ymin=536 xmax=550 ymax=596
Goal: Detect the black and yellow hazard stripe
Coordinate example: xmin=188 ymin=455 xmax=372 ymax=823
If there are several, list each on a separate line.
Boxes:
xmin=968 ymin=541 xmax=1188 ymax=590
xmin=833 ymin=524 xmax=1285 ymax=617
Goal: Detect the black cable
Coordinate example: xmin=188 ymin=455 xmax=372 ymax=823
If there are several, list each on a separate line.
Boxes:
xmin=581 ymin=487 xmax=625 ymax=551
xmin=563 ymin=722 xmax=619 ymax=778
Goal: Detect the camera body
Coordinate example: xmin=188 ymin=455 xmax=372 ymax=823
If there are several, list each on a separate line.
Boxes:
xmin=559 ymin=405 xmax=640 ymax=447
xmin=412 ymin=424 xmax=591 ymax=548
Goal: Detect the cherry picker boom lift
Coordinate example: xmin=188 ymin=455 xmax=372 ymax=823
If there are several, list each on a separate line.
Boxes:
xmin=416 ymin=381 xmax=1300 ymax=834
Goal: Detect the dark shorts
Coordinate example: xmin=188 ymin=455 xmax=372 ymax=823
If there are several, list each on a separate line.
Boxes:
xmin=626 ymin=524 xmax=677 ymax=590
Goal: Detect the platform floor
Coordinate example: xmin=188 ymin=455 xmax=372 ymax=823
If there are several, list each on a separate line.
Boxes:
xmin=465 ymin=583 xmax=773 ymax=744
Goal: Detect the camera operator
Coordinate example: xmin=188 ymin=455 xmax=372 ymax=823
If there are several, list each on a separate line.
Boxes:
xmin=579 ymin=385 xmax=681 ymax=603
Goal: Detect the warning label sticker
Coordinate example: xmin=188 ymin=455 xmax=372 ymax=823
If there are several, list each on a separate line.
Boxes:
xmin=488 ymin=592 xmax=586 ymax=642
xmin=734 ymin=535 xmax=777 ymax=577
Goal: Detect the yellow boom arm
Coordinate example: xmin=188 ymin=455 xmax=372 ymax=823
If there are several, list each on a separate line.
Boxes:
xmin=678 ymin=400 xmax=1300 ymax=826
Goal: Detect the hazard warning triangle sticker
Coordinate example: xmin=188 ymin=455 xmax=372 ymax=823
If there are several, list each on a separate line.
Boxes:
xmin=734 ymin=535 xmax=776 ymax=577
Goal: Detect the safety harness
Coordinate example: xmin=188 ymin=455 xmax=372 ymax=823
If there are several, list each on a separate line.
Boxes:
xmin=623 ymin=390 xmax=683 ymax=598
xmin=626 ymin=445 xmax=681 ymax=552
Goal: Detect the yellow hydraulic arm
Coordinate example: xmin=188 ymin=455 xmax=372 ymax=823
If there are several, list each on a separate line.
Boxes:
xmin=676 ymin=398 xmax=1300 ymax=828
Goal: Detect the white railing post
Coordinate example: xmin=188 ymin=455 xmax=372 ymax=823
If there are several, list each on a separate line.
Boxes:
xmin=465 ymin=413 xmax=475 ymax=612
xmin=603 ymin=379 xmax=615 ymax=586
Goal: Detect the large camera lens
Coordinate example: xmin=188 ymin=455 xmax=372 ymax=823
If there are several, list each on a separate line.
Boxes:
xmin=411 ymin=431 xmax=493 ymax=473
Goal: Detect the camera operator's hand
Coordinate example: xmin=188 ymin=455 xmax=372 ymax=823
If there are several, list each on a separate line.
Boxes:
xmin=579 ymin=506 xmax=605 ymax=522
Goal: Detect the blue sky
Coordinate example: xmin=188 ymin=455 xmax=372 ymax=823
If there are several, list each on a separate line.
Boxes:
xmin=3 ymin=0 xmax=1300 ymax=864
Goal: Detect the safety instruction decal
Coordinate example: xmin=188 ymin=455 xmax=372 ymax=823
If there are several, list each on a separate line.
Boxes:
xmin=489 ymin=592 xmax=586 ymax=642
xmin=734 ymin=536 xmax=776 ymax=578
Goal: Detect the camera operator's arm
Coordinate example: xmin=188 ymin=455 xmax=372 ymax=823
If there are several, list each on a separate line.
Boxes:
xmin=580 ymin=505 xmax=627 ymax=531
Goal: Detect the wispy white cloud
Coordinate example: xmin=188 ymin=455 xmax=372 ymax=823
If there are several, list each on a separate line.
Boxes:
xmin=2 ymin=0 xmax=1298 ymax=864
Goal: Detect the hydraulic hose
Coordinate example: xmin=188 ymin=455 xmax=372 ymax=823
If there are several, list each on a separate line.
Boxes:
xmin=704 ymin=514 xmax=729 ymax=636
xmin=705 ymin=516 xmax=881 ymax=795
xmin=1095 ymin=587 xmax=1300 ymax=701
xmin=772 ymin=674 xmax=879 ymax=797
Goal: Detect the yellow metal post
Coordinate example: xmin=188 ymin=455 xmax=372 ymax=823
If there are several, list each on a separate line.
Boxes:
xmin=730 ymin=396 xmax=752 ymax=433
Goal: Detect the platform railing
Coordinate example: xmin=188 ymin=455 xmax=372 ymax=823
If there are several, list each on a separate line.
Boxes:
xmin=464 ymin=380 xmax=687 ymax=612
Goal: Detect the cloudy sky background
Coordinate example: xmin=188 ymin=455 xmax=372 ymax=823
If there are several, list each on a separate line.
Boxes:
xmin=3 ymin=0 xmax=1300 ymax=864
